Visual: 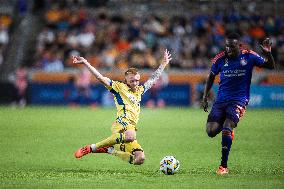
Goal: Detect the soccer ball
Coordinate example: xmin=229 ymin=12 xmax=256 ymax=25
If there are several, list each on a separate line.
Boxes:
xmin=159 ymin=156 xmax=180 ymax=175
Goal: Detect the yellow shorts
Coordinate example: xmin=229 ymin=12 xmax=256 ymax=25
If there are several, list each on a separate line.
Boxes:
xmin=111 ymin=122 xmax=143 ymax=154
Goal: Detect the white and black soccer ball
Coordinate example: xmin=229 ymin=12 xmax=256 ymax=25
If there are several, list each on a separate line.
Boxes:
xmin=159 ymin=156 xmax=180 ymax=175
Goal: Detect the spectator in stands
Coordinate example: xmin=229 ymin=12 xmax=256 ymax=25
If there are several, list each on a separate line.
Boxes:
xmin=146 ymin=72 xmax=169 ymax=108
xmin=13 ymin=65 xmax=28 ymax=107
xmin=0 ymin=14 xmax=11 ymax=67
xmin=64 ymin=75 xmax=75 ymax=104
xmin=0 ymin=44 xmax=4 ymax=66
xmin=32 ymin=1 xmax=283 ymax=71
xmin=42 ymin=51 xmax=64 ymax=72
xmin=17 ymin=0 xmax=27 ymax=17
xmin=0 ymin=25 xmax=9 ymax=45
xmin=74 ymin=67 xmax=92 ymax=105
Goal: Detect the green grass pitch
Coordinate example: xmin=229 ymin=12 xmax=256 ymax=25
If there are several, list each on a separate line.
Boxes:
xmin=0 ymin=107 xmax=283 ymax=188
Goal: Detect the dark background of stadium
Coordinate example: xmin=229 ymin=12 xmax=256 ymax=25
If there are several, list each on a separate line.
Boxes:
xmin=0 ymin=0 xmax=283 ymax=107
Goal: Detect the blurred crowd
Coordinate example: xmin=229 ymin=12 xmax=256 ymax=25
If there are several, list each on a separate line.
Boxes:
xmin=33 ymin=1 xmax=284 ymax=72
xmin=0 ymin=14 xmax=12 ymax=67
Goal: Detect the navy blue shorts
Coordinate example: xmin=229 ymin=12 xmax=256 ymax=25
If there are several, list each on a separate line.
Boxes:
xmin=207 ymin=101 xmax=246 ymax=125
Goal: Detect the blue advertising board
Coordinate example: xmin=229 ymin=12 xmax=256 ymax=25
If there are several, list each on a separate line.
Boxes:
xmin=29 ymin=83 xmax=191 ymax=106
xmin=29 ymin=83 xmax=105 ymax=105
xmin=249 ymin=85 xmax=284 ymax=108
xmin=211 ymin=85 xmax=284 ymax=108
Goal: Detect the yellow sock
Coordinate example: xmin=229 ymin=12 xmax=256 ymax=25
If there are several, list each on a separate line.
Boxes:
xmin=95 ymin=133 xmax=125 ymax=149
xmin=112 ymin=150 xmax=134 ymax=164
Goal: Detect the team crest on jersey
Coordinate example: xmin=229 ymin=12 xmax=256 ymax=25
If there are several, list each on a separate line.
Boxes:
xmin=240 ymin=58 xmax=247 ymax=66
xmin=224 ymin=58 xmax=228 ymax=66
xmin=128 ymin=94 xmax=139 ymax=104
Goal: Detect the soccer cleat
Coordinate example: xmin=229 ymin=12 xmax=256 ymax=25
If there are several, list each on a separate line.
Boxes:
xmin=216 ymin=166 xmax=229 ymax=175
xmin=231 ymin=130 xmax=235 ymax=141
xmin=74 ymin=144 xmax=92 ymax=158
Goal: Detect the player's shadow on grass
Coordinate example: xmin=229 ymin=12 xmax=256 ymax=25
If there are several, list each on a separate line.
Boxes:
xmin=52 ymin=168 xmax=215 ymax=176
xmin=55 ymin=168 xmax=95 ymax=174
xmin=50 ymin=168 xmax=161 ymax=177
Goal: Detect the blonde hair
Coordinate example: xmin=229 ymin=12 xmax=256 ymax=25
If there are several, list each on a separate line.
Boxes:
xmin=125 ymin=68 xmax=139 ymax=76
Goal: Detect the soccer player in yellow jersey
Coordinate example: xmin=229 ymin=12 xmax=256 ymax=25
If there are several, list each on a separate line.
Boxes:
xmin=74 ymin=49 xmax=172 ymax=165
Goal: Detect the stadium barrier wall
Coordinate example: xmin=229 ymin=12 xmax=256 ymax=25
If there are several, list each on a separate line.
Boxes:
xmin=246 ymin=85 xmax=284 ymax=108
xmin=26 ymin=72 xmax=284 ymax=107
xmin=30 ymin=71 xmax=284 ymax=85
xmin=211 ymin=85 xmax=284 ymax=108
xmin=28 ymin=82 xmax=284 ymax=108
xmin=0 ymin=82 xmax=16 ymax=104
xmin=29 ymin=83 xmax=191 ymax=106
xmin=31 ymin=69 xmax=284 ymax=104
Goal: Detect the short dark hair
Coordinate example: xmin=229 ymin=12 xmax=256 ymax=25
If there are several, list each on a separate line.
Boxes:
xmin=125 ymin=68 xmax=139 ymax=76
xmin=226 ymin=33 xmax=241 ymax=41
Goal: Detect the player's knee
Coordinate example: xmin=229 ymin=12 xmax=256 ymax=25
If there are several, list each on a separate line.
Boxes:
xmin=125 ymin=135 xmax=135 ymax=142
xmin=206 ymin=126 xmax=217 ymax=138
xmin=134 ymin=157 xmax=145 ymax=165
xmin=134 ymin=152 xmax=145 ymax=165
xmin=125 ymin=130 xmax=136 ymax=142
xmin=206 ymin=122 xmax=221 ymax=138
xmin=207 ymin=130 xmax=217 ymax=138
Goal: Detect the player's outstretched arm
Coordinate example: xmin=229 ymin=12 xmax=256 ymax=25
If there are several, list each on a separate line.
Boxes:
xmin=202 ymin=72 xmax=216 ymax=112
xmin=260 ymin=38 xmax=276 ymax=69
xmin=143 ymin=49 xmax=172 ymax=93
xmin=72 ymin=56 xmax=111 ymax=87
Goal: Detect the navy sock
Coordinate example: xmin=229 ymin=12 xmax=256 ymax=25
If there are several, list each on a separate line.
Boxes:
xmin=221 ymin=128 xmax=232 ymax=168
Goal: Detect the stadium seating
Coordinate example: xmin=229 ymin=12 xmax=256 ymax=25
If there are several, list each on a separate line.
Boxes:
xmin=0 ymin=0 xmax=283 ymax=106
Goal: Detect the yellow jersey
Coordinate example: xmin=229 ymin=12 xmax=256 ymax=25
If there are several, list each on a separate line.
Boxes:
xmin=106 ymin=80 xmax=145 ymax=126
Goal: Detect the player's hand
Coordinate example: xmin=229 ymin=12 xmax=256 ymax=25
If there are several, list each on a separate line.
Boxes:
xmin=162 ymin=49 xmax=172 ymax=66
xmin=260 ymin=38 xmax=272 ymax=54
xmin=202 ymin=97 xmax=209 ymax=113
xmin=72 ymin=56 xmax=88 ymax=64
